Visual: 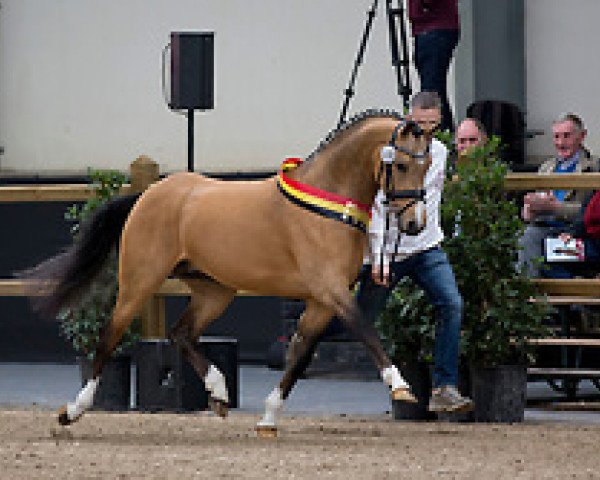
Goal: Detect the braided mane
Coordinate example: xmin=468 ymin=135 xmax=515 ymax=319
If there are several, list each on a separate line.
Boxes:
xmin=306 ymin=109 xmax=405 ymax=162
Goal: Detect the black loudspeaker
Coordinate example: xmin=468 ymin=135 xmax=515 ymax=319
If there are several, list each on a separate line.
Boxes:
xmin=136 ymin=337 xmax=238 ymax=412
xmin=170 ymin=32 xmax=214 ymax=110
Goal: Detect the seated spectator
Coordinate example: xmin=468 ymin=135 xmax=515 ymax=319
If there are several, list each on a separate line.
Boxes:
xmin=447 ymin=118 xmax=488 ymax=173
xmin=556 ymin=189 xmax=600 ymax=278
xmin=456 ymin=117 xmax=488 ymax=155
xmin=518 ymin=113 xmax=600 ymax=277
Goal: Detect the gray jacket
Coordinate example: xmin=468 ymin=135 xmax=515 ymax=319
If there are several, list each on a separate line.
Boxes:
xmin=535 ymin=149 xmax=600 ymax=223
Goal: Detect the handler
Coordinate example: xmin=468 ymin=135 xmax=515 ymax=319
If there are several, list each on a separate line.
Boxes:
xmin=361 ymin=91 xmax=472 ymax=413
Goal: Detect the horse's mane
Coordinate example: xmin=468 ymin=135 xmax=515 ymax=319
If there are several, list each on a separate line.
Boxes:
xmin=305 ymin=109 xmax=405 ymax=162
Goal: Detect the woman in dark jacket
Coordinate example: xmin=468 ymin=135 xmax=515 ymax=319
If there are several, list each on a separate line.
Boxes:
xmin=557 ymin=190 xmax=600 ymax=277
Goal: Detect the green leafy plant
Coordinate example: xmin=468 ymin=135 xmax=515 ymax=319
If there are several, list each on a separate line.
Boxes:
xmin=377 ymin=277 xmax=436 ymax=362
xmin=377 ymin=137 xmax=550 ymax=367
xmin=59 ymin=169 xmax=140 ymax=359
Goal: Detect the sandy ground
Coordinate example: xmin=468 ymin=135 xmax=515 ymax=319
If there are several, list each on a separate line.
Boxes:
xmin=1 ymin=408 xmax=600 ymax=479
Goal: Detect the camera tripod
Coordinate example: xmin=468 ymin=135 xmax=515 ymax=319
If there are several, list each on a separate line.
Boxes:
xmin=336 ymin=0 xmax=412 ymax=130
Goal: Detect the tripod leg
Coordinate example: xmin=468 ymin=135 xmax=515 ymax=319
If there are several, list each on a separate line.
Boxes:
xmin=336 ymin=0 xmax=380 ymax=129
xmin=385 ymin=0 xmax=412 ymax=110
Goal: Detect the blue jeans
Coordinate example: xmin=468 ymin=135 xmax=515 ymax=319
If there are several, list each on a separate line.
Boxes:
xmin=414 ymin=29 xmax=460 ymax=132
xmin=356 ymin=247 xmax=462 ymax=388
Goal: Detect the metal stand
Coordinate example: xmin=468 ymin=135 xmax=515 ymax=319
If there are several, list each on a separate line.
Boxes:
xmin=336 ymin=0 xmax=412 ymax=129
xmin=187 ymin=109 xmax=195 ymax=172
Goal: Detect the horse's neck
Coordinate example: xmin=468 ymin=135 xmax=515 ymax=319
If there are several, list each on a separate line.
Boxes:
xmin=294 ymin=142 xmax=378 ymax=206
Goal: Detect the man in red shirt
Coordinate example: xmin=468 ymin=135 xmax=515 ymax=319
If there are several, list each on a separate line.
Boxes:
xmin=408 ymin=0 xmax=460 ymax=132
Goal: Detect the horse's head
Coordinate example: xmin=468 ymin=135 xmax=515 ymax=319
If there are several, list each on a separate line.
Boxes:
xmin=377 ymin=120 xmax=432 ymax=236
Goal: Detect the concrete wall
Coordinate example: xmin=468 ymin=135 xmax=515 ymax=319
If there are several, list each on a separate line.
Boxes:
xmin=0 ymin=0 xmax=423 ymax=174
xmin=525 ymin=0 xmax=600 ymax=158
xmin=453 ymin=0 xmax=525 ymax=122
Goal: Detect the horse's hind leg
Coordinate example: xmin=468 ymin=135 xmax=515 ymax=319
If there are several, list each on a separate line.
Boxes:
xmin=256 ymin=300 xmax=333 ymax=435
xmin=169 ymin=278 xmax=235 ymax=417
xmin=57 ymin=278 xmax=165 ymax=425
xmin=57 ymin=254 xmax=177 ymax=425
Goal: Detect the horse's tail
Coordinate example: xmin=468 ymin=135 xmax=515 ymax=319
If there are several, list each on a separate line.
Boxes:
xmin=23 ymin=194 xmax=141 ymax=318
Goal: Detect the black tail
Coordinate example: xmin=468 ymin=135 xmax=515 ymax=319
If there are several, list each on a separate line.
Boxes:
xmin=22 ymin=194 xmax=141 ymax=317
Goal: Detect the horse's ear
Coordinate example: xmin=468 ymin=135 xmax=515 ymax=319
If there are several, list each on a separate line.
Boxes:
xmin=412 ymin=123 xmax=425 ymax=138
xmin=403 ymin=120 xmax=424 ymax=138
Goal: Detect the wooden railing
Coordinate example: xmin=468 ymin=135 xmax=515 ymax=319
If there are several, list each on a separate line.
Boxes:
xmin=505 ymin=175 xmax=600 ymax=390
xmin=0 ymin=155 xmax=164 ymax=338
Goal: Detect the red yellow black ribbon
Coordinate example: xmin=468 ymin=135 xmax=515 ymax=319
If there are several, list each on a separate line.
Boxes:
xmin=276 ymin=158 xmax=371 ymax=233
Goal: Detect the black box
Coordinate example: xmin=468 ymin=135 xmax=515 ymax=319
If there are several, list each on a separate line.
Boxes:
xmin=169 ymin=32 xmax=214 ymax=110
xmin=135 ymin=337 xmax=238 ymax=412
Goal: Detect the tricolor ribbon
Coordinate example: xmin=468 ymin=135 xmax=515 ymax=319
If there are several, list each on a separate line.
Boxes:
xmin=276 ymin=158 xmax=371 ymax=233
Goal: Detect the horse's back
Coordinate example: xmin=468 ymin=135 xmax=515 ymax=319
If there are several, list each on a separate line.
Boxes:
xmin=123 ymin=172 xmax=297 ymax=291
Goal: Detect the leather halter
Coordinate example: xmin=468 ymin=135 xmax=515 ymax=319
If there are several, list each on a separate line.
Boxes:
xmin=378 ymin=120 xmax=429 ymax=212
xmin=376 ymin=120 xmax=431 ymax=270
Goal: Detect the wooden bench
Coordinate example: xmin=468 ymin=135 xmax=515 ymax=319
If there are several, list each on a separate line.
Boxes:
xmin=529 ymin=279 xmax=600 ymax=396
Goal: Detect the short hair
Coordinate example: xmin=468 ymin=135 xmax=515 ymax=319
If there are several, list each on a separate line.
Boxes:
xmin=553 ymin=113 xmax=585 ymax=132
xmin=461 ymin=117 xmax=488 ymax=140
xmin=410 ymin=91 xmax=441 ymax=111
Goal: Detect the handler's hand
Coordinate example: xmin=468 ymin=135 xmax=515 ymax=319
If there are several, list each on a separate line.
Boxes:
xmin=371 ymin=263 xmax=390 ymax=287
xmin=559 ymin=233 xmax=573 ymax=243
xmin=523 ymin=191 xmax=560 ymax=220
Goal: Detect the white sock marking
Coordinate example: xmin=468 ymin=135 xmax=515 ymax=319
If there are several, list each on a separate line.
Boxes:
xmin=257 ymin=386 xmax=283 ymax=428
xmin=203 ymin=364 xmax=229 ymax=403
xmin=66 ymin=377 xmax=100 ymax=421
xmin=381 ymin=365 xmax=409 ymax=391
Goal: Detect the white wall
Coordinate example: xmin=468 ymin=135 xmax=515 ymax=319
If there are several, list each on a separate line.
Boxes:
xmin=0 ymin=0 xmax=424 ymax=174
xmin=526 ymin=0 xmax=600 ymax=158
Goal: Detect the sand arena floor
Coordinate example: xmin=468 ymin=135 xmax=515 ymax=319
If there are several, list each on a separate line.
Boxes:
xmin=1 ymin=408 xmax=600 ymax=479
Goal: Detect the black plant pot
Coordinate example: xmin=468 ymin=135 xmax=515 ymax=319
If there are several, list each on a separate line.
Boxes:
xmin=77 ymin=355 xmax=131 ymax=411
xmin=470 ymin=364 xmax=527 ymax=423
xmin=392 ymin=360 xmax=435 ymax=421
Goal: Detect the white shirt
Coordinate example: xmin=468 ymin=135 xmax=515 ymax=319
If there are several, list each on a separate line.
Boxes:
xmin=369 ymin=138 xmax=447 ymax=265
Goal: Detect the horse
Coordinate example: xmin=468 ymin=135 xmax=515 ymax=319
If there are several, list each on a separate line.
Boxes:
xmin=29 ymin=109 xmax=432 ymax=435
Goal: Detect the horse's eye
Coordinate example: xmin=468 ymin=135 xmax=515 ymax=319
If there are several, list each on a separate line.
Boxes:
xmin=396 ymin=163 xmax=407 ymax=172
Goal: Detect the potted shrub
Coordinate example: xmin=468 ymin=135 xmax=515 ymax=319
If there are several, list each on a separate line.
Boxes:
xmin=378 ymin=137 xmax=550 ymax=423
xmin=442 ymin=139 xmax=550 ymax=422
xmin=59 ymin=169 xmax=141 ymax=410
xmin=377 ymin=278 xmax=436 ymax=420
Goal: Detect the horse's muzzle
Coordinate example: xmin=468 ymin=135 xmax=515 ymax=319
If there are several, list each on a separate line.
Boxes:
xmin=401 ymin=220 xmax=424 ymax=236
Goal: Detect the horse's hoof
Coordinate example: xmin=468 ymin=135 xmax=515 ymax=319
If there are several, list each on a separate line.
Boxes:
xmin=208 ymin=398 xmax=229 ymax=418
xmin=391 ymin=387 xmax=418 ymax=403
xmin=255 ymin=424 xmax=278 ymax=438
xmin=57 ymin=406 xmax=72 ymax=426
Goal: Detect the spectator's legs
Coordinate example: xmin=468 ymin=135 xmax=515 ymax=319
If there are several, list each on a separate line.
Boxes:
xmin=411 ymin=247 xmax=462 ymax=388
xmin=518 ymin=224 xmax=573 ymax=278
xmin=414 ymin=29 xmax=459 ymax=132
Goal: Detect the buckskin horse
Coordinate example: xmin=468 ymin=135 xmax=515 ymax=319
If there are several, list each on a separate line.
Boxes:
xmin=29 ymin=109 xmax=432 ymax=435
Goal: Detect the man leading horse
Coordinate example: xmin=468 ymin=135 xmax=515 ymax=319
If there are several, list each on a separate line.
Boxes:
xmin=325 ymin=91 xmax=473 ymax=414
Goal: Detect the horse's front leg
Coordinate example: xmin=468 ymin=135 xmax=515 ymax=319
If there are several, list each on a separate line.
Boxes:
xmin=256 ymin=300 xmax=331 ymax=437
xmin=320 ymin=286 xmax=417 ymax=404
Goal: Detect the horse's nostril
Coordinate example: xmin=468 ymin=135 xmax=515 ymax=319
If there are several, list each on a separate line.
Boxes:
xmin=405 ymin=220 xmax=421 ymax=236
